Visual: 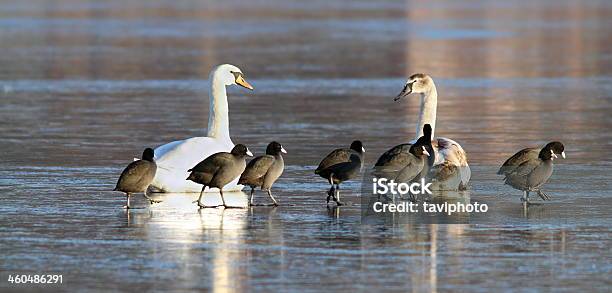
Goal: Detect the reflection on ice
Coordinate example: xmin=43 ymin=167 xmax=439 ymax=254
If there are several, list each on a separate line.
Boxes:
xmin=122 ymin=192 xmax=253 ymax=291
xmin=125 ymin=192 xmax=250 ymax=237
xmin=156 ymin=191 xmax=248 ymax=210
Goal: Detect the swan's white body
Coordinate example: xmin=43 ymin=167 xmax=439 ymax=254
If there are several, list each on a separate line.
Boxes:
xmin=403 ymin=75 xmax=470 ymax=190
xmin=149 ymin=64 xmax=251 ymax=193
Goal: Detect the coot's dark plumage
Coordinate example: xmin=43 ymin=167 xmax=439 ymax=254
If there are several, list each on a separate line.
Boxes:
xmin=239 ymin=141 xmax=286 ymax=206
xmin=187 ymin=144 xmax=253 ymax=208
xmin=115 ymin=148 xmax=159 ymax=209
xmin=315 ymin=140 xmax=365 ymax=206
xmin=374 ymin=124 xmax=433 ymax=183
xmin=499 ymin=141 xmax=565 ymax=203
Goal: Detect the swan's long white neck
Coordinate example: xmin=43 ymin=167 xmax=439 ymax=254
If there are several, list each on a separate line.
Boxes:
xmin=415 ymin=82 xmax=437 ymax=140
xmin=206 ymin=71 xmax=231 ymax=142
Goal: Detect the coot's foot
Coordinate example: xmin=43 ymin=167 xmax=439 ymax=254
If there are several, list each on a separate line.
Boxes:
xmin=223 ymin=205 xmax=244 ymax=209
xmin=195 ymin=201 xmax=222 ymax=209
xmin=537 ymin=190 xmax=551 ymax=201
xmin=144 ymin=194 xmax=162 ymax=204
xmin=123 ymin=206 xmax=145 ymax=209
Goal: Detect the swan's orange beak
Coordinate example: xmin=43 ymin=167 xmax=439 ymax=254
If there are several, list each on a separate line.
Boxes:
xmin=236 ymin=75 xmax=254 ymax=90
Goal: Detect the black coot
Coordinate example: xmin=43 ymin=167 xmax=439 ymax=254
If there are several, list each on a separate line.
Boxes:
xmin=115 ymin=148 xmax=159 ymax=209
xmin=315 ymin=140 xmax=365 ymax=206
xmin=187 ymin=144 xmax=253 ymax=208
xmin=499 ymin=141 xmax=565 ymax=203
xmin=239 ymin=141 xmax=286 ymax=206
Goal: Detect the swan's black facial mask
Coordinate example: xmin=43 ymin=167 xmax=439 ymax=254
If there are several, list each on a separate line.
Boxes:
xmin=394 ymin=81 xmax=414 ymax=101
xmin=231 ymin=71 xmax=254 ymax=90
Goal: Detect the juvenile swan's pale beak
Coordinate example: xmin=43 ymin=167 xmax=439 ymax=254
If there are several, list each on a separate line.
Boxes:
xmin=246 ymin=149 xmax=253 ymax=157
xmin=561 ymin=151 xmax=566 ymax=159
xmin=362 ymin=147 xmax=366 ymax=153
xmin=236 ymin=75 xmax=254 ymax=90
xmin=281 ymin=147 xmax=287 ymax=154
xmin=394 ymin=82 xmax=412 ymax=101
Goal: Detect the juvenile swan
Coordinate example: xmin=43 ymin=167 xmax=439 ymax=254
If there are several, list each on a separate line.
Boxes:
xmin=315 ymin=141 xmax=365 ymax=206
xmin=498 ymin=141 xmax=565 ymax=204
xmin=115 ymin=148 xmax=160 ymax=209
xmin=388 ymin=73 xmax=470 ymax=191
xmin=151 ymin=64 xmax=253 ymax=192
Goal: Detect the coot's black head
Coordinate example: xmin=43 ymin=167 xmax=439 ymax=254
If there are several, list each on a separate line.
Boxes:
xmin=409 ymin=138 xmax=431 ymax=158
xmin=350 ymin=140 xmax=365 ymax=154
xmin=412 ymin=124 xmax=432 ymax=148
xmin=231 ymin=144 xmax=253 ymax=157
xmin=142 ymin=148 xmax=155 ymax=161
xmin=540 ymin=141 xmax=565 ymax=160
xmin=266 ymin=141 xmax=287 ymax=155
xmin=420 ymin=124 xmax=435 ymax=164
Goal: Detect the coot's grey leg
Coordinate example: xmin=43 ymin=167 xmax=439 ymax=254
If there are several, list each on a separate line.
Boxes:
xmin=123 ymin=193 xmax=131 ymax=209
xmin=537 ymin=190 xmax=551 ymax=201
xmin=326 ymin=174 xmax=335 ymax=205
xmin=194 ymin=186 xmax=215 ymax=208
xmin=194 ymin=186 xmax=205 ymax=208
xmin=520 ymin=190 xmax=529 ymax=203
xmin=334 ymin=184 xmax=344 ymax=206
xmin=526 ymin=191 xmax=531 ymax=204
xmin=143 ymin=190 xmax=162 ymax=204
xmin=331 ymin=184 xmax=338 ymax=202
xmin=220 ymin=189 xmax=228 ymax=207
xmin=194 ymin=186 xmax=224 ymax=208
xmin=219 ymin=189 xmax=240 ymax=208
xmin=520 ymin=190 xmax=533 ymax=206
xmin=249 ymin=188 xmax=255 ymax=206
xmin=326 ymin=187 xmax=334 ymax=204
xmin=267 ymin=190 xmax=279 ymax=206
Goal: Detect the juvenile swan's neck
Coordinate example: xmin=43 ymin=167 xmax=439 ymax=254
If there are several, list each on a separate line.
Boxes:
xmin=415 ymin=82 xmax=438 ymax=140
xmin=206 ymin=71 xmax=230 ymax=141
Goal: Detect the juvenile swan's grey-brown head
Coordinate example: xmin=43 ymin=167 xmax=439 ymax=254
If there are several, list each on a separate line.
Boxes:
xmin=394 ymin=73 xmax=434 ymax=101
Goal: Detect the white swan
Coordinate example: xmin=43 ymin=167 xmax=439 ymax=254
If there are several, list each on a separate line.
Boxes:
xmin=150 ymin=64 xmax=253 ymax=192
xmin=377 ymin=73 xmax=470 ymax=190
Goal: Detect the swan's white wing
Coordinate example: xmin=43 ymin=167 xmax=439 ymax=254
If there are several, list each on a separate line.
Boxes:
xmin=433 ymin=138 xmax=467 ymax=165
xmin=150 ymin=137 xmax=237 ymax=192
xmin=431 ymin=137 xmax=471 ymax=190
xmin=155 ymin=137 xmax=231 ymax=171
xmin=153 ymin=139 xmax=184 ymax=161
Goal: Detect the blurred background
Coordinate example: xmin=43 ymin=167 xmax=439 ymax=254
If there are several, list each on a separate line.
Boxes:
xmin=0 ymin=0 xmax=611 ymax=291
xmin=1 ymin=0 xmax=611 ymax=164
